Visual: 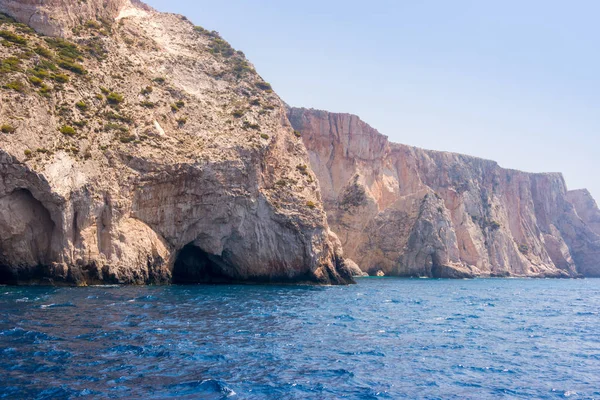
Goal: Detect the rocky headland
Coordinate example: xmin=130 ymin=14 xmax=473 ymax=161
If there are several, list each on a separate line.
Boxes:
xmin=0 ymin=0 xmax=354 ymax=285
xmin=288 ymin=107 xmax=600 ymax=278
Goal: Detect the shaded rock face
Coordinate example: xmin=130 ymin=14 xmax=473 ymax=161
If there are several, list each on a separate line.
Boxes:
xmin=0 ymin=3 xmax=353 ymax=285
xmin=288 ymin=107 xmax=600 ymax=278
xmin=568 ymin=189 xmax=600 ymax=236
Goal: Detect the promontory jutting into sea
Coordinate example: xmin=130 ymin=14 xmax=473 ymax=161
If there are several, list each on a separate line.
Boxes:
xmin=0 ymin=0 xmax=599 ymax=398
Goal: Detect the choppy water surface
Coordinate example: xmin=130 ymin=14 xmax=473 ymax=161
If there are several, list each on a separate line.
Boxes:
xmin=1 ymin=278 xmax=599 ymax=399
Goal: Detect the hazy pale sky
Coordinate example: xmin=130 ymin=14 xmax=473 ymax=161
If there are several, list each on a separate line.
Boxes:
xmin=145 ymin=0 xmax=599 ymax=202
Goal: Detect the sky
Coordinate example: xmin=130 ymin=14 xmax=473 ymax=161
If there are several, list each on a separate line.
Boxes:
xmin=144 ymin=0 xmax=600 ymax=202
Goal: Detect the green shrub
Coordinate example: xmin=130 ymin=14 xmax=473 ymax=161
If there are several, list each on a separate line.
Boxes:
xmin=39 ymin=84 xmax=51 ymax=96
xmin=30 ymin=68 xmax=49 ymax=79
xmin=51 ymin=73 xmax=69 ymax=83
xmin=58 ymin=59 xmax=87 ymax=75
xmin=208 ymin=37 xmax=235 ymax=57
xmin=260 ymin=133 xmax=269 ymax=140
xmin=24 ymin=149 xmax=32 ymax=157
xmin=4 ymin=80 xmax=24 ymax=92
xmin=177 ymin=117 xmax=187 ymax=127
xmin=250 ymin=99 xmax=261 ymax=106
xmin=28 ymin=76 xmax=43 ymax=86
xmin=0 ymin=56 xmax=20 ymax=73
xmin=242 ymin=121 xmax=260 ymax=130
xmin=518 ymin=244 xmax=529 ymax=254
xmin=106 ymin=92 xmax=124 ymax=104
xmin=45 ymin=38 xmax=83 ymax=60
xmin=73 ymin=120 xmax=88 ymax=127
xmin=255 ymin=81 xmax=272 ymax=91
xmin=60 ymin=125 xmax=76 ymax=136
xmin=296 ymin=164 xmax=309 ymax=175
xmin=293 ymin=130 xmax=302 ymax=138
xmin=141 ymin=86 xmax=153 ymax=95
xmin=104 ymin=123 xmax=128 ymax=132
xmin=104 ymin=111 xmax=133 ymax=124
xmin=175 ymin=100 xmax=185 ymax=108
xmin=170 ymin=103 xmax=180 ymax=112
xmin=306 ymin=201 xmax=316 ymax=209
xmin=34 ymin=45 xmax=54 ymax=58
xmin=140 ymin=100 xmax=155 ymax=108
xmin=75 ymin=100 xmax=88 ymax=111
xmin=194 ymin=26 xmax=207 ymax=34
xmin=0 ymin=30 xmax=27 ymax=45
xmin=100 ymin=86 xmax=110 ymax=95
xmin=95 ymin=93 xmax=103 ymax=100
xmin=1 ymin=124 xmax=15 ymax=133
xmin=232 ymin=109 xmax=245 ymax=118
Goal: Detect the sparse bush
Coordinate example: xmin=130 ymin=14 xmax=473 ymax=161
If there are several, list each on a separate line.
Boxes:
xmin=34 ymin=45 xmax=54 ymax=58
xmin=255 ymin=81 xmax=272 ymax=91
xmin=75 ymin=100 xmax=88 ymax=111
xmin=107 ymin=92 xmax=124 ymax=104
xmin=153 ymin=77 xmax=166 ymax=84
xmin=296 ymin=164 xmax=309 ymax=175
xmin=0 ymin=30 xmax=27 ymax=45
xmin=60 ymin=125 xmax=76 ymax=136
xmin=306 ymin=201 xmax=316 ymax=209
xmin=518 ymin=244 xmax=529 ymax=255
xmin=58 ymin=59 xmax=87 ymax=75
xmin=4 ymin=80 xmax=24 ymax=92
xmin=30 ymin=68 xmax=49 ymax=79
xmin=232 ymin=109 xmax=245 ymax=118
xmin=51 ymin=73 xmax=69 ymax=83
xmin=293 ymin=130 xmax=302 ymax=138
xmin=177 ymin=117 xmax=187 ymax=127
xmin=39 ymin=84 xmax=51 ymax=96
xmin=45 ymin=38 xmax=83 ymax=60
xmin=490 ymin=221 xmax=501 ymax=230
xmin=0 ymin=56 xmax=20 ymax=73
xmin=1 ymin=124 xmax=15 ymax=133
xmin=140 ymin=100 xmax=155 ymax=108
xmin=141 ymin=86 xmax=153 ymax=95
xmin=104 ymin=123 xmax=128 ymax=132
xmin=28 ymin=76 xmax=43 ymax=86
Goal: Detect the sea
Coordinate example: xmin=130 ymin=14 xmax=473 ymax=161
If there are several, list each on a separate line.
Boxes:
xmin=0 ymin=278 xmax=599 ymax=399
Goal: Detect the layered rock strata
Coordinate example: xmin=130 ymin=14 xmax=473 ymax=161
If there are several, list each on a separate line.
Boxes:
xmin=288 ymin=107 xmax=600 ymax=278
xmin=0 ymin=1 xmax=354 ymax=285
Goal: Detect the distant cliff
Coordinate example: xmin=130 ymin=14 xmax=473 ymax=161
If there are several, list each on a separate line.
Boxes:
xmin=288 ymin=107 xmax=600 ymax=278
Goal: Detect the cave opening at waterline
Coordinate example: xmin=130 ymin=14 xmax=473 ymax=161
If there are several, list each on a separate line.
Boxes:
xmin=172 ymin=244 xmax=236 ymax=284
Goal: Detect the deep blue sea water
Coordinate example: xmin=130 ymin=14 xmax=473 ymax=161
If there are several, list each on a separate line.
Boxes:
xmin=1 ymin=278 xmax=599 ymax=399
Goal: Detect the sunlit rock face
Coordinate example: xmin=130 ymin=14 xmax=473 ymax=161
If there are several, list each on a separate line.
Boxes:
xmin=289 ymin=107 xmax=600 ymax=278
xmin=0 ymin=2 xmax=354 ymax=285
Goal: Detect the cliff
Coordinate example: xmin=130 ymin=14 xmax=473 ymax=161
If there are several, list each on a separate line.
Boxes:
xmin=288 ymin=107 xmax=600 ymax=278
xmin=0 ymin=1 xmax=354 ymax=285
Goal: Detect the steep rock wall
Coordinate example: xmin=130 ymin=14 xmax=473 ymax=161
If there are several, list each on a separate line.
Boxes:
xmin=288 ymin=107 xmax=600 ymax=278
xmin=0 ymin=3 xmax=353 ymax=285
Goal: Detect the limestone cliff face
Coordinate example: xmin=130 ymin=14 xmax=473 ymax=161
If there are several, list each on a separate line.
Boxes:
xmin=0 ymin=2 xmax=354 ymax=285
xmin=288 ymin=107 xmax=600 ymax=278
xmin=568 ymin=189 xmax=600 ymax=236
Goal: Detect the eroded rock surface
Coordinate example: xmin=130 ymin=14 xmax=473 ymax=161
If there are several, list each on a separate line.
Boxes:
xmin=288 ymin=107 xmax=600 ymax=278
xmin=0 ymin=1 xmax=353 ymax=285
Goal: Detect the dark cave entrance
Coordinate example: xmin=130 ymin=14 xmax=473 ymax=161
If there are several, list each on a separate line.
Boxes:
xmin=172 ymin=244 xmax=235 ymax=284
